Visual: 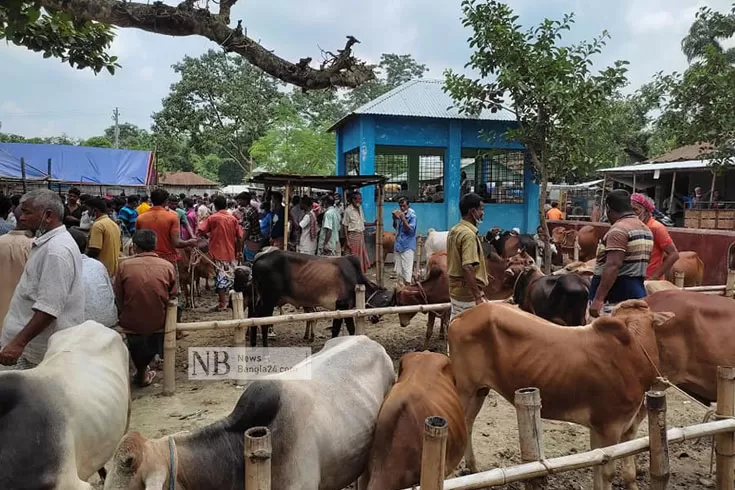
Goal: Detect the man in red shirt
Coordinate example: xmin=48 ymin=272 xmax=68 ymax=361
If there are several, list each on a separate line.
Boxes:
xmin=631 ymin=193 xmax=680 ymax=280
xmin=198 ymin=195 xmax=244 ymax=311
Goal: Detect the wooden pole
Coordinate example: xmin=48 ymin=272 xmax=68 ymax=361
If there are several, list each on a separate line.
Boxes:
xmin=632 ymin=173 xmax=637 ymax=193
xmin=710 ymin=172 xmax=717 ymax=208
xmin=668 ymin=172 xmax=677 ymax=214
xmin=600 ymin=175 xmax=607 ymax=219
xmin=573 ymin=236 xmax=580 ymax=262
xmin=647 ymin=391 xmax=670 ymax=490
xmin=716 ymin=366 xmax=735 ymax=490
xmin=231 ymin=291 xmax=247 ymax=386
xmin=354 ymin=284 xmax=366 ymax=335
xmin=20 ymin=157 xmax=27 ymax=194
xmin=415 ymin=234 xmax=423 ymax=280
xmin=420 ymin=416 xmax=448 ymax=490
xmin=726 ymin=270 xmax=735 ymax=298
xmin=376 ymin=183 xmax=385 ymax=287
xmin=674 ymin=272 xmax=685 ymax=289
xmin=283 ymin=182 xmax=291 ymax=251
xmin=515 ymin=387 xmax=546 ymax=490
xmin=245 ymin=426 xmax=272 ymax=490
xmin=162 ymin=299 xmax=178 ymax=396
xmin=47 ymin=158 xmax=52 ymax=190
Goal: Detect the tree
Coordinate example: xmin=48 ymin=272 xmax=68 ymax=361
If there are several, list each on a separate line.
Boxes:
xmin=152 ymin=50 xmax=284 ymax=175
xmin=346 ymin=53 xmax=429 ymax=109
xmin=3 ymin=0 xmax=374 ymax=89
xmin=681 ymin=4 xmax=735 ymax=63
xmin=444 ymin=0 xmax=628 ymax=271
xmin=80 ymin=136 xmax=112 ymax=148
xmin=103 ymin=123 xmax=151 ymax=150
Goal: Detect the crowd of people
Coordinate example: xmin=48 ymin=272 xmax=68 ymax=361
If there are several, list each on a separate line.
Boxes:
xmin=0 ymin=184 xmax=420 ymax=387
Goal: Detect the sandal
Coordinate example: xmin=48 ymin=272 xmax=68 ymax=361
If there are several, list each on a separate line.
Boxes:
xmin=139 ymin=369 xmax=157 ymax=387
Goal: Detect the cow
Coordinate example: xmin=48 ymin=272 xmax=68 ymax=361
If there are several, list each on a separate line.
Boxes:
xmin=249 ymin=251 xmax=395 ymax=346
xmin=365 ymin=352 xmax=467 ymax=490
xmin=104 ymin=335 xmax=395 ymax=490
xmin=552 ymin=258 xmax=596 ymax=278
xmin=382 ymin=231 xmax=396 ymax=264
xmin=423 ymin=229 xmax=448 ymax=263
xmin=666 ymin=250 xmax=704 ymax=287
xmin=644 ymin=280 xmax=679 ymax=295
xmin=448 ymin=301 xmax=674 ymax=490
xmin=0 ymin=321 xmax=130 ymax=489
xmin=177 ymin=247 xmax=214 ymax=309
xmin=645 ymin=290 xmax=735 ymax=404
xmin=512 ymin=266 xmax=589 ymax=326
xmin=577 ymin=225 xmax=601 ymax=261
xmin=551 ymin=226 xmax=578 ymax=257
xmin=485 ymin=228 xmax=537 ymax=259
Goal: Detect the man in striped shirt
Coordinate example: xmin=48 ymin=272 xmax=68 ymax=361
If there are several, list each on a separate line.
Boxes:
xmin=589 ymin=189 xmax=653 ymax=317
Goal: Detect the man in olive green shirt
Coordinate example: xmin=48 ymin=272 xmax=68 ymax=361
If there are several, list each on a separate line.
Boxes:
xmin=446 ymin=193 xmax=488 ymax=319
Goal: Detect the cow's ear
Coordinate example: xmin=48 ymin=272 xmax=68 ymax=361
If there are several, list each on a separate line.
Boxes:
xmin=143 ymin=468 xmax=168 ymax=490
xmin=652 ymin=311 xmax=675 ymax=327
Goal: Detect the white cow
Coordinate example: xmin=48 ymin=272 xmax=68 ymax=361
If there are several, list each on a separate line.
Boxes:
xmin=0 ymin=321 xmax=131 ymax=489
xmin=424 ymin=228 xmax=448 ymax=262
xmin=104 ymin=335 xmax=396 ymax=490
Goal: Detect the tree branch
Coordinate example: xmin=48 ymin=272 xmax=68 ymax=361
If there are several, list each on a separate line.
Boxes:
xmin=36 ymin=0 xmax=375 ymax=90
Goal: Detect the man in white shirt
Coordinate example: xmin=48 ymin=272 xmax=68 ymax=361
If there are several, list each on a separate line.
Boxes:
xmin=69 ymin=228 xmax=118 ymax=328
xmin=297 ymin=196 xmax=319 ymax=255
xmin=0 ymin=190 xmax=84 ymax=369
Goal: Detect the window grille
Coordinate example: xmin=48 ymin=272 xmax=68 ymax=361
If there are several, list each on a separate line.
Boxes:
xmin=375 ymin=154 xmax=408 ymax=202
xmin=345 ymin=151 xmax=360 ymax=176
xmin=474 ymin=150 xmax=525 ymax=204
xmin=417 ymin=155 xmax=444 ymax=203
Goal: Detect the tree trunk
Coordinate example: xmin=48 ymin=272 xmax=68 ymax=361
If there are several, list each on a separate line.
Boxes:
xmin=530 ymin=149 xmax=552 ymax=274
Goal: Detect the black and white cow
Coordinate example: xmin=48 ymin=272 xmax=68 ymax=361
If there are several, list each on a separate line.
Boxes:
xmin=104 ymin=335 xmax=396 ymax=490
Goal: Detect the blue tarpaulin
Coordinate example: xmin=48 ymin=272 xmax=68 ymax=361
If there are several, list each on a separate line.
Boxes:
xmin=0 ymin=143 xmax=153 ymax=185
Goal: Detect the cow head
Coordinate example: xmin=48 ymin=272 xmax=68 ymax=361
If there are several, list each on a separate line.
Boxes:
xmin=364 ymin=280 xmax=396 ymax=324
xmin=395 ymin=268 xmax=443 ymax=327
xmin=503 ymin=251 xmax=536 ymax=286
xmin=104 ymin=431 xmax=171 ymax=490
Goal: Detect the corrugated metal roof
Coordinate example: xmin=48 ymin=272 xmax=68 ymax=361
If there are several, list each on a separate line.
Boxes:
xmin=329 ymin=79 xmax=516 ymax=130
xmin=598 ymin=159 xmax=717 ymax=173
xmin=159 ymin=171 xmax=220 ymax=186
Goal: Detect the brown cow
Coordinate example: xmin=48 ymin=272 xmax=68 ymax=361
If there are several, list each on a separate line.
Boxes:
xmin=449 ymin=300 xmax=674 ymax=490
xmin=365 ymin=352 xmax=467 ymax=490
xmin=645 ymin=290 xmax=735 ymax=404
xmin=644 ymin=280 xmax=679 ymax=295
xmin=551 ymin=226 xmax=577 ymax=254
xmin=665 ymin=250 xmax=704 ymax=287
xmin=577 ymin=225 xmax=600 ymax=261
xmin=383 ymin=231 xmax=396 ymax=263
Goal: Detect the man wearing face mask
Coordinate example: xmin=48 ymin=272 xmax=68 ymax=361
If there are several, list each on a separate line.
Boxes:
xmin=0 ymin=190 xmax=84 ymax=369
xmin=446 ymin=193 xmax=488 ymax=320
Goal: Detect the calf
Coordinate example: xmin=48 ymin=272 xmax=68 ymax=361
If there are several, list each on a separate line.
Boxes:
xmin=449 ymin=301 xmax=673 ymax=490
xmin=423 ymin=228 xmax=448 ymax=263
xmin=512 ymin=266 xmax=589 ymax=326
xmin=396 ymin=267 xmax=450 ymax=350
xmin=1 ymin=321 xmax=130 ymax=489
xmin=366 ymin=352 xmax=467 ymax=490
xmin=105 ymin=336 xmax=395 ymax=490
xmin=666 ymin=250 xmax=704 ymax=287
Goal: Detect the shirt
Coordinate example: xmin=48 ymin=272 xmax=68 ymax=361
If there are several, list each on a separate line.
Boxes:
xmin=87 ymin=214 xmax=122 ymax=276
xmin=0 ymin=216 xmax=15 ymax=236
xmin=546 ymin=207 xmax=563 ymax=221
xmin=199 ymin=210 xmax=243 ymax=261
xmin=81 ymin=255 xmax=117 ymax=327
xmin=135 ymin=206 xmax=181 ymax=263
xmin=393 ymin=208 xmax=417 ymax=252
xmin=446 ymin=219 xmax=488 ymax=302
xmin=298 ymin=211 xmax=319 ymax=254
xmin=114 ymin=252 xmax=177 ymax=334
xmin=63 ymin=204 xmax=83 ymax=228
xmin=318 ymin=207 xmax=341 ymax=252
xmin=646 ymin=217 xmax=674 ymax=278
xmin=343 ymin=205 xmax=366 ymax=233
xmin=118 ymin=205 xmax=138 ymax=234
xmin=136 ymin=202 xmax=151 ymax=215
xmin=270 ymin=206 xmax=285 ymax=239
xmin=1 ymin=226 xmax=84 ymax=364
xmin=0 ymin=230 xmax=33 ymax=332
xmin=242 ymin=205 xmax=262 ymax=243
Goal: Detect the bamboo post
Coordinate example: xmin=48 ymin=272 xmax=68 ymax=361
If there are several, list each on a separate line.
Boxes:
xmin=231 ymin=291 xmax=246 ymax=386
xmin=355 ymin=284 xmax=366 ymax=335
xmin=710 ymin=172 xmax=717 ymax=209
xmin=376 ymin=182 xmax=385 ymax=287
xmin=716 ymin=366 xmax=735 ymax=490
xmin=415 ymin=234 xmax=423 ymax=278
xmin=420 ymin=416 xmax=448 ymax=490
xmin=674 ymin=272 xmax=685 ymax=289
xmin=726 ymin=270 xmax=735 ymax=298
xmin=162 ymin=299 xmax=178 ymax=396
xmin=647 ymin=391 xmax=670 ymax=490
xmin=245 ymin=426 xmax=272 ymax=490
xmin=573 ymin=235 xmax=580 ymax=262
xmin=283 ymin=182 xmax=291 ymax=251
xmin=515 ymin=388 xmax=546 ymax=490
xmin=47 ymin=158 xmax=52 ymax=190
xmin=668 ymin=172 xmax=677 ymax=215
xmin=632 ymin=173 xmax=637 ymax=193
xmin=20 ymin=157 xmax=27 ymax=194
xmin=600 ymin=175 xmax=607 ymax=220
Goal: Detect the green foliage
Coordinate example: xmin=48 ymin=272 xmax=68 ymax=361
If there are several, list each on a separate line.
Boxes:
xmin=0 ymin=1 xmax=119 ymax=74
xmin=681 ymin=4 xmax=735 ymax=63
xmin=103 ymin=123 xmax=152 ymax=150
xmin=345 ymin=53 xmax=428 ymax=110
xmin=0 ymin=131 xmax=78 ymax=145
xmin=80 ymin=136 xmax=112 ymax=148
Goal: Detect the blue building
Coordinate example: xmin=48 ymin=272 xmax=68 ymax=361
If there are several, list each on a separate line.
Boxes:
xmin=329 ymin=79 xmax=540 ymax=236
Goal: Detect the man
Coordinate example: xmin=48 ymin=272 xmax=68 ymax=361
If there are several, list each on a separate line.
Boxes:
xmin=446 ymin=193 xmax=488 ymax=319
xmin=392 ymin=196 xmax=417 ymax=285
xmin=318 ymin=194 xmax=341 ymax=256
xmin=289 ymin=195 xmax=305 ymax=251
xmin=297 ymin=196 xmax=319 ymax=255
xmin=236 ymin=191 xmax=262 ymax=262
xmin=198 ymin=195 xmax=243 ymax=311
xmin=691 ymin=186 xmax=704 ymax=209
xmin=546 ymin=201 xmax=564 ymax=221
xmin=136 ymin=194 xmax=151 ymax=215
xmin=0 ymin=190 xmax=84 ymax=368
xmin=269 ymin=192 xmax=286 ymax=249
xmin=0 ymin=207 xmax=33 ymax=332
xmin=69 ymin=228 xmax=117 ymax=328
xmin=631 ymin=193 xmax=680 ymax=280
xmin=343 ymin=191 xmax=375 ymax=273
xmin=114 ymin=230 xmax=177 ymax=387
xmin=136 ymin=188 xmax=198 ymax=321
xmin=86 ymin=197 xmax=122 ymax=276
xmin=118 ymin=195 xmax=140 ymax=236
xmin=167 ymin=195 xmax=195 ymax=240
xmin=63 ymin=187 xmax=83 ymax=228
xmin=0 ymin=195 xmax=15 ymax=235
xmin=589 ymin=189 xmax=653 ymax=317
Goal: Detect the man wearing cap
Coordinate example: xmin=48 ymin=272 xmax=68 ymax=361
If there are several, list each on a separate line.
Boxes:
xmin=631 ymin=193 xmax=680 ymax=281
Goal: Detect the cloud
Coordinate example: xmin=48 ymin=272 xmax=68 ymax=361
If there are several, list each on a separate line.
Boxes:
xmin=0 ymin=101 xmax=26 ymax=116
xmin=138 ymin=66 xmax=155 ymax=81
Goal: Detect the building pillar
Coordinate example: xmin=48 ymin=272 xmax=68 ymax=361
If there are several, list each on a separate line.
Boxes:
xmin=359 ymin=116 xmax=377 ymax=222
xmin=445 ymin=120 xmax=462 ymax=229
xmin=336 ymin=131 xmax=345 ymax=177
xmin=523 ymin=154 xmax=540 ymax=234
xmin=408 ymin=152 xmax=420 ymax=196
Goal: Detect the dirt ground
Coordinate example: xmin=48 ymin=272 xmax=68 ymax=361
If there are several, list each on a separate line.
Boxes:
xmin=96 ymin=275 xmax=719 ymax=489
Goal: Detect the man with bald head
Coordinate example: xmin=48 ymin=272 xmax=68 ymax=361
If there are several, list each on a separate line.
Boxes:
xmin=0 ymin=189 xmax=84 ymax=369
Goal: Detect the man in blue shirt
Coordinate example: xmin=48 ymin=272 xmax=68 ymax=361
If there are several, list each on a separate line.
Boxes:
xmin=118 ymin=195 xmax=140 ymax=236
xmin=392 ymin=196 xmax=417 ymax=285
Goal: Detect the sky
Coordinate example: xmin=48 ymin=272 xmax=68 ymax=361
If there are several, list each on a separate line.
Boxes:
xmin=0 ymin=0 xmax=733 ymax=140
